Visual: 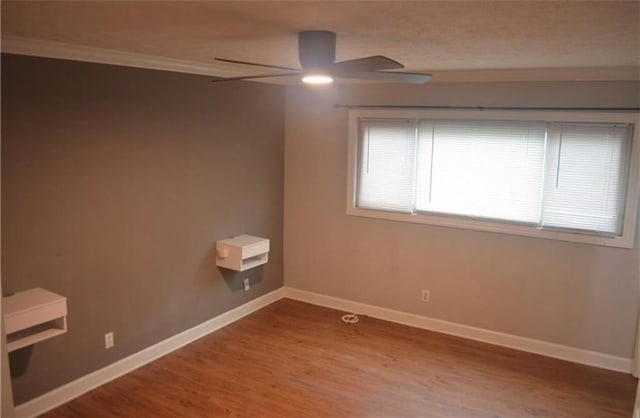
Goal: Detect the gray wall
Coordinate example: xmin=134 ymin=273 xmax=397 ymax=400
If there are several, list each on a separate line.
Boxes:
xmin=2 ymin=54 xmax=285 ymax=404
xmin=1 ymin=75 xmax=15 ymax=414
xmin=1 ymin=333 xmax=13 ymax=417
xmin=284 ymin=81 xmax=640 ymax=358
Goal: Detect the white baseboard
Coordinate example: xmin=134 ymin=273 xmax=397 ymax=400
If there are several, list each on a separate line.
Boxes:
xmin=283 ymin=287 xmax=632 ymax=374
xmin=14 ymin=285 xmax=632 ymax=417
xmin=14 ymin=287 xmax=285 ymax=418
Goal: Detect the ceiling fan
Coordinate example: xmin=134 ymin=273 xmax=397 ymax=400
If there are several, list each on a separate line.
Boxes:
xmin=212 ymin=30 xmax=432 ymax=85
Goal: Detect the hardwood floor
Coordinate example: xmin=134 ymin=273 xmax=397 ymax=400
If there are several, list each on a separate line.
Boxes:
xmin=45 ymin=299 xmax=636 ymax=417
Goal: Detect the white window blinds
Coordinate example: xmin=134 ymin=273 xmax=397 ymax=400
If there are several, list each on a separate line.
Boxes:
xmin=354 ymin=117 xmax=633 ymax=237
xmin=416 ymin=120 xmax=546 ymax=223
xmin=540 ymin=123 xmax=630 ymax=235
xmin=357 ymin=119 xmax=417 ymax=212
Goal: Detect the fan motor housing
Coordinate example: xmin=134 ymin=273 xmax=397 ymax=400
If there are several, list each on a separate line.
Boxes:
xmin=298 ymin=30 xmax=337 ymax=70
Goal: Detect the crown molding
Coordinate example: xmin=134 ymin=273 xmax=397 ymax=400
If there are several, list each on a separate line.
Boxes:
xmin=2 ymin=35 xmax=638 ymax=83
xmin=0 ymin=35 xmax=258 ymax=79
xmin=432 ymin=66 xmax=640 ymax=83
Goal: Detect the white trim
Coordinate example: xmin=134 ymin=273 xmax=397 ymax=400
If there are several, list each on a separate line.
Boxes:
xmin=634 ymin=229 xmax=640 ymax=378
xmin=13 ymin=285 xmax=633 ymax=417
xmin=0 ymin=36 xmax=259 ymax=79
xmin=431 ymin=67 xmax=640 ymax=82
xmin=14 ymin=287 xmax=285 ymax=418
xmin=284 ymin=287 xmax=633 ymax=373
xmin=346 ymin=109 xmax=640 ymax=249
xmin=633 ymin=304 xmax=640 ymax=378
xmin=4 ymin=36 xmax=639 ymax=85
xmin=2 ymin=36 xmax=638 ymax=83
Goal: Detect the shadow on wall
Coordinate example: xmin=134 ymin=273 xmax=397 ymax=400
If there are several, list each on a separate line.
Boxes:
xmin=220 ymin=266 xmax=264 ymax=292
xmin=8 ymin=346 xmax=32 ymax=378
xmin=196 ymin=242 xmax=221 ymax=291
xmin=197 ymin=241 xmax=266 ymax=292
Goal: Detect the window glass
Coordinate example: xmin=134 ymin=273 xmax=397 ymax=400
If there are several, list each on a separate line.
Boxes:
xmin=354 ymin=117 xmax=632 ymax=237
xmin=540 ymin=123 xmax=630 ymax=235
xmin=357 ymin=119 xmax=417 ymax=213
xmin=416 ymin=120 xmax=546 ymax=223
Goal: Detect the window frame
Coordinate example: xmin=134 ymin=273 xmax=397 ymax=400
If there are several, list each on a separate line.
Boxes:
xmin=346 ymin=108 xmax=640 ymax=248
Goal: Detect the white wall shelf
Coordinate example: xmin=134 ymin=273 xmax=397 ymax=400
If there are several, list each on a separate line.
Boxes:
xmin=3 ymin=288 xmax=67 ymax=352
xmin=216 ymin=235 xmax=269 ymax=272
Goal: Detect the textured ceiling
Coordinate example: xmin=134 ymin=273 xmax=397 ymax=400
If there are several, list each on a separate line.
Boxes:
xmin=2 ymin=1 xmax=639 ymax=81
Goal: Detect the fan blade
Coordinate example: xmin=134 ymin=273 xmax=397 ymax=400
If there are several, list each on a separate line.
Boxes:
xmin=331 ymin=56 xmax=404 ymax=74
xmin=211 ymin=72 xmax=301 ymax=83
xmin=215 ymin=58 xmax=300 ymax=72
xmin=338 ymin=71 xmax=432 ymax=84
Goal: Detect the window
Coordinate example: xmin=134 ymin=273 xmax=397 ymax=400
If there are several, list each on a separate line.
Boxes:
xmin=347 ymin=109 xmax=639 ymax=248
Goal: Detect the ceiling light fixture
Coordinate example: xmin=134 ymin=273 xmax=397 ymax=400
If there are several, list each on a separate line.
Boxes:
xmin=302 ymin=74 xmax=333 ymax=85
xmin=213 ymin=30 xmax=431 ymax=85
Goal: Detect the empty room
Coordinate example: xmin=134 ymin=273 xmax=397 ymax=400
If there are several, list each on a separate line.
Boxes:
xmin=1 ymin=1 xmax=640 ymax=417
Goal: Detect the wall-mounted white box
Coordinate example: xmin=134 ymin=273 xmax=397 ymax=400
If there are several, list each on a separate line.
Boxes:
xmin=216 ymin=235 xmax=269 ymax=272
xmin=3 ymin=288 xmax=67 ymax=352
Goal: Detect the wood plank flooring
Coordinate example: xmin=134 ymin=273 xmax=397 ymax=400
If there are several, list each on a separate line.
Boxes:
xmin=45 ymin=299 xmax=636 ymax=417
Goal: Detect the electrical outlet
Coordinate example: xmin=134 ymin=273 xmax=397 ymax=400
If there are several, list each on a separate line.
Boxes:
xmin=105 ymin=332 xmax=114 ymax=349
xmin=421 ymin=290 xmax=430 ymax=302
xmin=243 ymin=278 xmax=250 ymax=292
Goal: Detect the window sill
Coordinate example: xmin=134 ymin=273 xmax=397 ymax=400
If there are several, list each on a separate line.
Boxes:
xmin=346 ymin=206 xmax=634 ymax=249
